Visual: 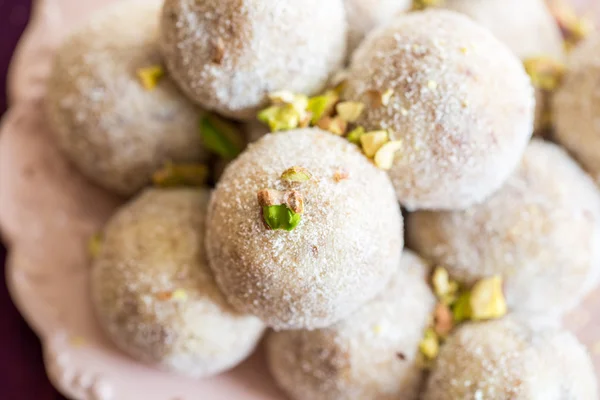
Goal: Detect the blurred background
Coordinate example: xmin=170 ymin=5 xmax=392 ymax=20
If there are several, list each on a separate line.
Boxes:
xmin=0 ymin=1 xmax=66 ymax=399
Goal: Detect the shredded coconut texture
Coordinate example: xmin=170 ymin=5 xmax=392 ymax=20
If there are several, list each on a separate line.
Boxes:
xmin=91 ymin=189 xmax=265 ymax=378
xmin=266 ymin=250 xmax=434 ymax=400
xmin=343 ymin=0 xmax=411 ymax=54
xmin=408 ymin=140 xmax=600 ymax=316
xmin=343 ymin=10 xmax=535 ymax=210
xmin=553 ymin=33 xmax=600 ymax=183
xmin=205 ymin=129 xmax=403 ymax=330
xmin=45 ymin=0 xmax=206 ymax=196
xmin=160 ymin=0 xmax=347 ymax=120
xmin=441 ymin=0 xmax=565 ymax=132
xmin=423 ymin=316 xmax=598 ymax=400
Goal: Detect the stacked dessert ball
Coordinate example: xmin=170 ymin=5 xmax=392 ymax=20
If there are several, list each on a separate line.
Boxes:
xmin=45 ymin=0 xmax=599 ymax=398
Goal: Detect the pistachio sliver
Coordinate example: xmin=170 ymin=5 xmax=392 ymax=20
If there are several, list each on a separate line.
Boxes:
xmin=346 ymin=126 xmax=366 ymax=145
xmin=374 ymin=140 xmax=402 ymax=170
xmin=281 ymin=166 xmax=312 ymax=183
xmin=360 ymin=130 xmax=389 ymax=158
xmin=419 ymin=328 xmax=440 ymax=360
xmin=317 ymin=116 xmax=347 ymax=136
xmin=136 ymin=65 xmax=165 ymax=90
xmin=451 ymin=290 xmax=472 ymax=323
xmin=200 ymin=113 xmax=244 ymax=159
xmin=307 ymin=90 xmax=339 ymax=124
xmin=470 ymin=275 xmax=507 ymax=321
xmin=336 ymin=101 xmax=365 ymax=123
xmin=152 ymin=162 xmax=208 ymax=187
xmin=412 ymin=0 xmax=444 ymax=11
xmin=257 ymin=104 xmax=302 ymax=132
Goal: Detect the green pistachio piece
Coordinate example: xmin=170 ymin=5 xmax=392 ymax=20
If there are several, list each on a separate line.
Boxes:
xmin=262 ymin=204 xmax=302 ymax=231
xmin=307 ymin=90 xmax=339 ymax=124
xmin=281 ymin=166 xmax=312 ymax=183
xmin=346 ymin=126 xmax=366 ymax=145
xmin=199 ymin=113 xmax=245 ymax=159
xmin=152 ymin=162 xmax=208 ymax=187
xmin=88 ymin=232 xmax=103 ymax=258
xmin=451 ymin=290 xmax=472 ymax=323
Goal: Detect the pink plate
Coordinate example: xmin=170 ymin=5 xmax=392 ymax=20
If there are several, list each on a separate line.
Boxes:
xmin=0 ymin=0 xmax=599 ymax=399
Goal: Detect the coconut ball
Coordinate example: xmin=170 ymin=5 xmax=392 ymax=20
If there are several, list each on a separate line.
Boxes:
xmin=440 ymin=0 xmax=565 ymax=132
xmin=266 ymin=250 xmax=435 ymax=400
xmin=343 ymin=10 xmax=534 ymax=210
xmin=160 ymin=0 xmax=347 ymax=120
xmin=343 ymin=0 xmax=411 ymax=53
xmin=91 ymin=189 xmax=265 ymax=377
xmin=553 ymin=34 xmax=600 ymax=183
xmin=423 ymin=316 xmax=598 ymax=400
xmin=407 ymin=139 xmax=600 ymax=316
xmin=45 ymin=0 xmax=205 ymax=196
xmin=206 ymin=128 xmax=403 ymax=330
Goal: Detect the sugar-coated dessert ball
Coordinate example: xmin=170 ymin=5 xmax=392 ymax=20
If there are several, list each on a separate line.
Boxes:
xmin=206 ymin=129 xmax=403 ymax=330
xmin=343 ymin=0 xmax=411 ymax=53
xmin=423 ymin=316 xmax=598 ymax=400
xmin=441 ymin=0 xmax=565 ymax=132
xmin=343 ymin=10 xmax=534 ymax=210
xmin=45 ymin=0 xmax=205 ymax=196
xmin=266 ymin=250 xmax=435 ymax=400
xmin=408 ymin=139 xmax=600 ymax=316
xmin=160 ymin=0 xmax=347 ymax=120
xmin=553 ymin=34 xmax=600 ymax=183
xmin=91 ymin=189 xmax=265 ymax=377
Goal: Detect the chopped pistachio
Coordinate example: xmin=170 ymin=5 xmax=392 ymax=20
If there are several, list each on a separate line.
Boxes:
xmin=470 ymin=275 xmax=507 ymax=321
xmin=257 ymin=188 xmax=285 ymax=207
xmin=374 ymin=140 xmax=402 ymax=170
xmin=200 ymin=113 xmax=244 ymax=159
xmin=333 ymin=168 xmax=349 ymax=182
xmin=262 ymin=204 xmax=302 ymax=231
xmin=136 ymin=65 xmax=164 ymax=90
xmin=365 ymin=89 xmax=393 ymax=108
xmin=284 ymin=190 xmax=304 ymax=214
xmin=88 ymin=232 xmax=103 ymax=258
xmin=331 ymin=69 xmax=349 ymax=94
xmin=452 ymin=290 xmax=472 ymax=323
xmin=360 ymin=130 xmax=389 ymax=158
xmin=432 ymin=267 xmax=460 ymax=305
xmin=171 ymin=288 xmax=188 ymax=301
xmin=523 ymin=57 xmax=566 ymax=91
xmin=317 ymin=116 xmax=347 ymax=136
xmin=336 ymin=101 xmax=365 ymax=123
xmin=281 ymin=166 xmax=312 ymax=184
xmin=152 ymin=162 xmax=208 ymax=187
xmin=433 ymin=303 xmax=454 ymax=337
xmin=258 ymin=105 xmax=299 ymax=132
xmin=419 ymin=328 xmax=440 ymax=360
xmin=347 ymin=126 xmax=366 ymax=145
xmin=212 ymin=37 xmax=225 ymax=64
xmin=268 ymin=90 xmax=298 ymax=104
xmin=412 ymin=0 xmax=444 ymax=11
xmin=307 ymin=90 xmax=339 ymax=124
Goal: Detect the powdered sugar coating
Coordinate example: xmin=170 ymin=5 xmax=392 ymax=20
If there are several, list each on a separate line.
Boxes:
xmin=408 ymin=140 xmax=600 ymax=316
xmin=441 ymin=0 xmax=565 ymax=132
xmin=205 ymin=128 xmax=403 ymax=330
xmin=343 ymin=10 xmax=535 ymax=210
xmin=266 ymin=250 xmax=434 ymax=400
xmin=45 ymin=0 xmax=205 ymax=196
xmin=343 ymin=0 xmax=411 ymax=53
xmin=424 ymin=316 xmax=598 ymax=400
xmin=553 ymin=34 xmax=600 ymax=183
xmin=91 ymin=189 xmax=265 ymax=377
xmin=160 ymin=0 xmax=347 ymax=120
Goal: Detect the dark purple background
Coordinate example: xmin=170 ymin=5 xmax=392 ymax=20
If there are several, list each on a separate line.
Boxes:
xmin=1 ymin=1 xmax=67 ymax=398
